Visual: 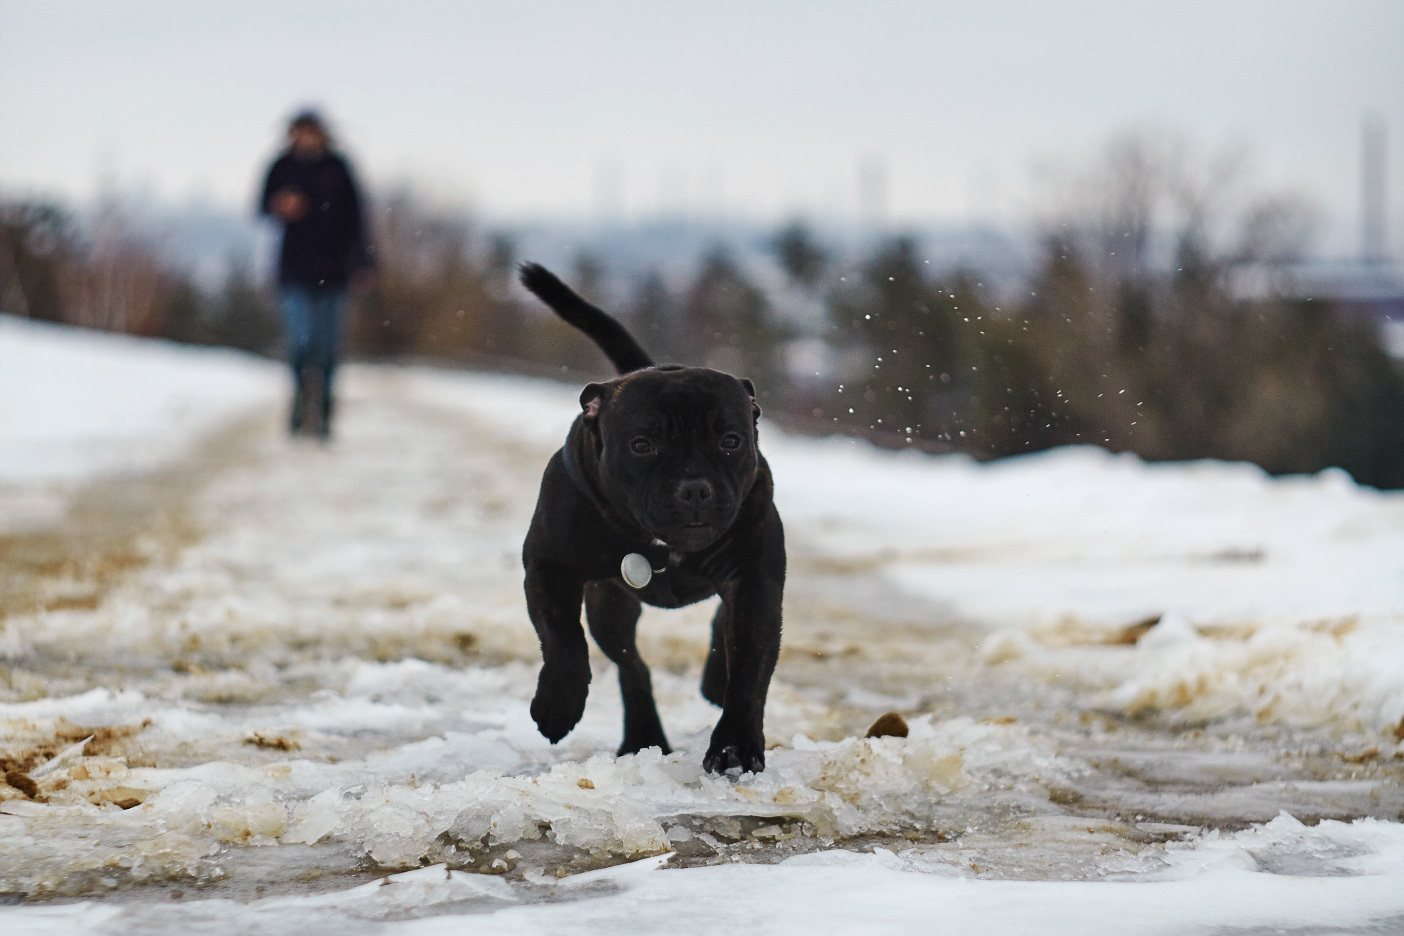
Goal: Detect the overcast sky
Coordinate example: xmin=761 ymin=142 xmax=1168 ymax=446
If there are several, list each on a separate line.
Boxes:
xmin=2 ymin=1 xmax=1400 ymax=250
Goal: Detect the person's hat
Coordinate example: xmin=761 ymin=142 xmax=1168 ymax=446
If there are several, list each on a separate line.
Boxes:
xmin=288 ymin=108 xmax=327 ymax=133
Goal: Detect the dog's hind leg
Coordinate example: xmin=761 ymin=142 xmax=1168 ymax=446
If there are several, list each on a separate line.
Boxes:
xmin=585 ymin=580 xmax=671 ymax=756
xmin=700 ymin=602 xmax=729 ymax=708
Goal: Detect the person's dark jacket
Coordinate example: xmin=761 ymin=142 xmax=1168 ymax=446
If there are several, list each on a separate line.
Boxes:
xmin=259 ymin=149 xmax=373 ymax=288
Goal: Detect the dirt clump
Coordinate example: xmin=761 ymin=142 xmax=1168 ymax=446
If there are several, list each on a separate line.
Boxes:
xmin=1107 ymin=616 xmax=1161 ymax=645
xmin=245 ymin=732 xmax=300 ymax=752
xmin=865 ymin=712 xmax=909 ymax=738
xmin=3 ymin=770 xmax=39 ymax=798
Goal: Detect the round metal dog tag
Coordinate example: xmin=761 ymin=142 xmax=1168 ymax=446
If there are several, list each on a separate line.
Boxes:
xmin=620 ymin=552 xmax=653 ymax=589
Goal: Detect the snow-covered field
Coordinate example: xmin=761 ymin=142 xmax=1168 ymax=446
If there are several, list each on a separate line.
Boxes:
xmin=1 ymin=315 xmax=1402 ymax=934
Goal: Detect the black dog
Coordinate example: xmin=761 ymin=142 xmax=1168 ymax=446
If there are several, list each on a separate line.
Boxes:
xmin=518 ymin=264 xmax=785 ymax=774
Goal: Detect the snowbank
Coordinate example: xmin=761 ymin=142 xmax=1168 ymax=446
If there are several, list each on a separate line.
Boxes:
xmin=7 ymin=814 xmax=1404 ymax=935
xmin=0 ymin=315 xmax=279 ymax=484
xmin=760 ymin=437 xmax=1404 ymax=736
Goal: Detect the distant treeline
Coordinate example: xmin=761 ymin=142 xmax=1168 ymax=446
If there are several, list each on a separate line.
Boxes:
xmin=0 ymin=199 xmax=281 ymax=354
xmin=4 ymin=136 xmax=1402 ymax=487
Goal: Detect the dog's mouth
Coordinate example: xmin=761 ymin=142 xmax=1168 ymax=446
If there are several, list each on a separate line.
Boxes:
xmin=669 ymin=521 xmax=719 ymax=551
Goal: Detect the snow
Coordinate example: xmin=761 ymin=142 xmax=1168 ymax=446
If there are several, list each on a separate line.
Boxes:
xmin=1 ymin=319 xmax=1402 ymax=933
xmin=8 ymin=818 xmax=1404 ymax=934
xmin=0 ymin=316 xmax=280 ymax=485
xmin=763 ymin=437 xmax=1404 ymax=737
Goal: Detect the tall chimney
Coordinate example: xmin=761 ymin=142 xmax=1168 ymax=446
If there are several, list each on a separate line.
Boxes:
xmin=1362 ymin=115 xmax=1388 ymax=264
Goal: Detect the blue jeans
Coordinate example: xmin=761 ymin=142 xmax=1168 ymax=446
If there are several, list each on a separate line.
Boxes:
xmin=280 ymin=284 xmax=346 ymax=378
xmin=280 ymin=285 xmax=347 ymax=431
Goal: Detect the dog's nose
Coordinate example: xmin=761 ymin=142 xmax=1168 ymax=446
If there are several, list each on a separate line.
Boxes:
xmin=675 ymin=478 xmax=714 ymax=505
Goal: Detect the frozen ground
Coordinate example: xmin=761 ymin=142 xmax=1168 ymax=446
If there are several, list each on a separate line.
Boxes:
xmin=1 ymin=315 xmax=1402 ymax=934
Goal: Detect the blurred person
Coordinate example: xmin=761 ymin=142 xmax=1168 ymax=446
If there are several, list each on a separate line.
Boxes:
xmin=259 ymin=109 xmax=374 ymax=439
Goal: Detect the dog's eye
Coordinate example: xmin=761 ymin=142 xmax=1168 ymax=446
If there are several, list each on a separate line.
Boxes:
xmin=720 ymin=432 xmax=742 ymax=451
xmin=630 ymin=437 xmax=654 ymax=455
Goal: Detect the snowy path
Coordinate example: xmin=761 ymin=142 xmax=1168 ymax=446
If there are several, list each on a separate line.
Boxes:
xmin=2 ymin=320 xmax=1403 ymax=932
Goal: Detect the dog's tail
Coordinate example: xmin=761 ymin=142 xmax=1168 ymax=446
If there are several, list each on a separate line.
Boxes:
xmin=518 ymin=263 xmax=654 ymax=375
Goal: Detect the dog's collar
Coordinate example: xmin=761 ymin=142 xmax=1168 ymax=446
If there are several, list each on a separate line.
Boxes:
xmin=559 ymin=437 xmax=593 ymax=499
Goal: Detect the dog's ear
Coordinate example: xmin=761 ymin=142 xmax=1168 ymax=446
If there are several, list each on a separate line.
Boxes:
xmin=740 ymin=377 xmax=762 ymax=428
xmin=580 ymin=383 xmax=606 ymax=424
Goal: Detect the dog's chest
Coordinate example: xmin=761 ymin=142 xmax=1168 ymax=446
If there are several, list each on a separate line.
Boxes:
xmin=627 ymin=566 xmax=717 ymax=608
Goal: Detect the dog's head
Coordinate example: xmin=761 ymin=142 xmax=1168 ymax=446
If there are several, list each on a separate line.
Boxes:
xmin=580 ymin=366 xmax=761 ymax=552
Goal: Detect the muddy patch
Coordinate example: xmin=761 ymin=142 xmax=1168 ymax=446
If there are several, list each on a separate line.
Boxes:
xmin=0 ymin=416 xmax=266 ymax=628
xmin=0 ymin=718 xmax=152 ymax=775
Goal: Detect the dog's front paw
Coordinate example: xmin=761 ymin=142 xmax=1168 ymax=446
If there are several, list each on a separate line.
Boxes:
xmin=703 ymin=724 xmax=765 ymax=774
xmin=703 ymin=742 xmax=764 ymax=774
xmin=531 ymin=661 xmax=590 ymax=744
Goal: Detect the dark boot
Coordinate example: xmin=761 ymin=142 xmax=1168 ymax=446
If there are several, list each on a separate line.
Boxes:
xmin=316 ymin=372 xmax=334 ymax=441
xmin=289 ymin=369 xmax=308 ymax=435
xmin=317 ymin=396 xmax=334 ymax=440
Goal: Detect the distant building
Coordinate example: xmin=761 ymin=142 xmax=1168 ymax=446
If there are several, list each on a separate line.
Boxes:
xmin=1227 ymin=115 xmax=1403 ymax=358
xmin=1229 ymin=260 xmax=1404 ymax=357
